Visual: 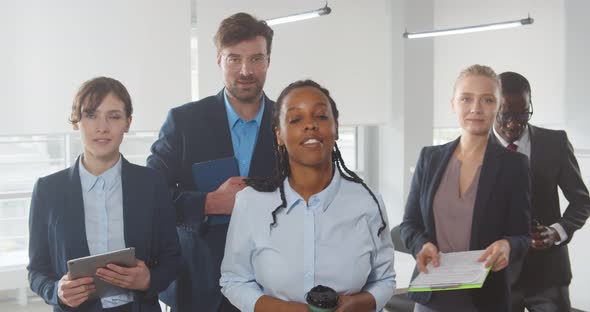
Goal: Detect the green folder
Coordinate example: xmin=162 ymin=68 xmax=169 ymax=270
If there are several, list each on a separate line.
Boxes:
xmin=408 ymin=250 xmax=493 ymax=292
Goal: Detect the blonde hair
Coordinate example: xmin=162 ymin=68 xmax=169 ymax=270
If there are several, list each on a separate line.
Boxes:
xmin=453 ymin=64 xmax=501 ymax=94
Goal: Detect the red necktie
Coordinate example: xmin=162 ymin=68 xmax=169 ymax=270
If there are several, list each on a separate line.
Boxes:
xmin=507 ymin=143 xmax=518 ymax=151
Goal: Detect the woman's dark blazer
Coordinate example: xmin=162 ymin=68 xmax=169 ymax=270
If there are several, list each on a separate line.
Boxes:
xmin=400 ymin=136 xmax=531 ymax=311
xmin=27 ymin=156 xmax=181 ymax=312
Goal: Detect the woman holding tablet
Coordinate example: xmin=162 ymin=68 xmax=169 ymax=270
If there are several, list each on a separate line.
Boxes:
xmin=27 ymin=77 xmax=180 ymax=312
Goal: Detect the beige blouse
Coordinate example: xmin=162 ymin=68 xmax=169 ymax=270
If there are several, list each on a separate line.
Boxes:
xmin=432 ymin=155 xmax=482 ymax=253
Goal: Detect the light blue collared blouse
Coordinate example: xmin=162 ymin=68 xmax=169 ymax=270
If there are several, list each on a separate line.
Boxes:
xmin=79 ymin=155 xmax=133 ymax=308
xmin=220 ymin=171 xmax=396 ymax=312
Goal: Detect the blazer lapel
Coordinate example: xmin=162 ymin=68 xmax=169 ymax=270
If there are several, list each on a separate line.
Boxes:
xmin=527 ymin=125 xmax=539 ymax=183
xmin=249 ymin=94 xmax=277 ymax=178
xmin=66 ymin=158 xmax=91 ymax=260
xmin=213 ymin=90 xmax=276 ymax=177
xmin=425 ymin=138 xmax=460 ymax=242
xmin=199 ymin=90 xmax=235 ymax=161
xmin=470 ymin=136 xmax=503 ymax=248
xmin=489 ymin=132 xmax=501 ymax=146
xmin=121 ymin=158 xmax=132 ymax=248
xmin=120 ymin=157 xmax=151 ymax=251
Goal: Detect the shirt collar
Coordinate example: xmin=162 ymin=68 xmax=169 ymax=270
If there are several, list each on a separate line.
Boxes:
xmin=492 ymin=124 xmax=529 ymax=148
xmin=223 ymin=88 xmax=265 ymax=128
xmin=78 ymin=154 xmax=122 ymax=193
xmin=283 ymin=169 xmax=342 ymax=213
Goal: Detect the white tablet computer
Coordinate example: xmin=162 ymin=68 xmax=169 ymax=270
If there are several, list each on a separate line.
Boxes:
xmin=67 ymin=247 xmax=136 ymax=300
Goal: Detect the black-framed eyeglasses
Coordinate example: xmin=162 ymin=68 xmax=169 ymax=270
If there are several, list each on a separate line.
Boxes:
xmin=496 ymin=98 xmax=534 ymax=124
xmin=222 ymin=53 xmax=269 ymax=70
xmin=496 ymin=111 xmax=533 ymax=124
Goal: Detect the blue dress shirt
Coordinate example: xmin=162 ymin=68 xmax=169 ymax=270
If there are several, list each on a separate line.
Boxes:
xmin=79 ymin=155 xmax=133 ymax=308
xmin=223 ymin=89 xmax=265 ymax=177
xmin=220 ymin=171 xmax=396 ymax=312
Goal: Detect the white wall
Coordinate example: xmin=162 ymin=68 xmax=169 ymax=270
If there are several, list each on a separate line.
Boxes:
xmin=565 ymin=0 xmax=590 ymax=149
xmin=0 ymin=0 xmax=192 ymax=135
xmin=375 ymin=0 xmax=434 ymax=227
xmin=375 ymin=0 xmax=569 ymax=226
xmin=428 ymin=1 xmax=589 ymax=310
xmin=195 ymin=0 xmax=394 ymax=125
xmin=433 ymin=0 xmax=565 ymax=129
xmin=563 ymin=1 xmax=590 ymax=310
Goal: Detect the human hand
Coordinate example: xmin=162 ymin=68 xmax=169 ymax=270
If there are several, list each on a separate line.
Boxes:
xmin=204 ymin=176 xmax=247 ymax=215
xmin=333 ymin=292 xmax=376 ymax=312
xmin=96 ymin=259 xmax=150 ymax=291
xmin=334 ymin=295 xmax=353 ymax=312
xmin=478 ymin=239 xmax=510 ymax=272
xmin=57 ymin=274 xmax=95 ymax=308
xmin=531 ymin=225 xmax=560 ymax=250
xmin=254 ymin=295 xmax=309 ymax=312
xmin=416 ymin=242 xmax=439 ymax=273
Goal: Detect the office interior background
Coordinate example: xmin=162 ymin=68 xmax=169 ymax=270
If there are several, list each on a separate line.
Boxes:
xmin=1 ymin=0 xmax=588 ymax=310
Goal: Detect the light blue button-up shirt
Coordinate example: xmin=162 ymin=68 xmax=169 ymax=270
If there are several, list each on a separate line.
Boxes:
xmin=79 ymin=155 xmax=133 ymax=308
xmin=223 ymin=89 xmax=265 ymax=177
xmin=220 ymin=171 xmax=396 ymax=312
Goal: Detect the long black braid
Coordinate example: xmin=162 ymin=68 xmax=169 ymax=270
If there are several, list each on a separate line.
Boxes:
xmin=332 ymin=144 xmax=387 ymax=236
xmin=245 ymin=80 xmax=387 ymax=236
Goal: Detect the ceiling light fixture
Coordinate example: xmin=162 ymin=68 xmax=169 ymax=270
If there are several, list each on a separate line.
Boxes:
xmin=404 ymin=16 xmax=534 ymax=39
xmin=265 ymin=4 xmax=331 ymax=26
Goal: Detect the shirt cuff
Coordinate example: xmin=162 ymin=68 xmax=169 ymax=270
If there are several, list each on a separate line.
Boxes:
xmin=220 ymin=283 xmax=263 ymax=312
xmin=363 ymin=281 xmax=396 ymax=312
xmin=551 ymin=223 xmax=568 ymax=245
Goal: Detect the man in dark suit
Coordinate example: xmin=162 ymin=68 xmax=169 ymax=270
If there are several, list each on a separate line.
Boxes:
xmin=493 ymin=71 xmax=590 ymax=311
xmin=147 ymin=12 xmax=276 ymax=312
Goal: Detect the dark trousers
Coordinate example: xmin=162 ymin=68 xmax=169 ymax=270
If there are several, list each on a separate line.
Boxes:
xmin=414 ymin=290 xmax=478 ymax=312
xmin=169 ymin=296 xmax=239 ymax=312
xmin=219 ymin=296 xmax=241 ymax=312
xmin=512 ymin=285 xmax=570 ymax=312
xmin=103 ymin=302 xmax=132 ymax=312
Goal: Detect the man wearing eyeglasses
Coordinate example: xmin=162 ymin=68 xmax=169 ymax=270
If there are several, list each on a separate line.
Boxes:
xmin=493 ymin=71 xmax=590 ymax=312
xmin=147 ymin=12 xmax=276 ymax=312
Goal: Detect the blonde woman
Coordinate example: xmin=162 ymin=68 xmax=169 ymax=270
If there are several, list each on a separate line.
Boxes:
xmin=400 ymin=65 xmax=531 ymax=312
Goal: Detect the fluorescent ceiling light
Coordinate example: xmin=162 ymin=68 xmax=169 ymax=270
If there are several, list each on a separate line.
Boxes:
xmin=266 ymin=5 xmax=331 ymax=26
xmin=404 ymin=17 xmax=534 ymax=39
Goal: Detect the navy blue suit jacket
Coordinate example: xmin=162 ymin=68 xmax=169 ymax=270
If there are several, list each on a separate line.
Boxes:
xmin=147 ymin=90 xmax=276 ymax=311
xmin=27 ymin=156 xmax=181 ymax=312
xmin=400 ymin=137 xmax=531 ymax=311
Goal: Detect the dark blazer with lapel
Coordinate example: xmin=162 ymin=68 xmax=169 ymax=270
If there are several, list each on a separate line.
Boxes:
xmin=400 ymin=137 xmax=531 ymax=311
xmin=147 ymin=90 xmax=276 ymax=311
xmin=510 ymin=125 xmax=590 ymax=290
xmin=27 ymin=157 xmax=181 ymax=312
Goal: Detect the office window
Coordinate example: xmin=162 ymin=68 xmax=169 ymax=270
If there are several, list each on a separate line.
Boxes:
xmin=0 ymin=132 xmax=158 ymax=268
xmin=0 ymin=128 xmax=361 ymax=267
xmin=0 ymin=135 xmax=66 ymax=263
xmin=338 ymin=126 xmax=360 ymax=172
xmin=0 ymin=198 xmax=30 ymax=257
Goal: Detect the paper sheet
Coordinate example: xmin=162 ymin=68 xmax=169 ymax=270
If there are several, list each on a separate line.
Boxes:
xmin=409 ymin=250 xmax=491 ymax=292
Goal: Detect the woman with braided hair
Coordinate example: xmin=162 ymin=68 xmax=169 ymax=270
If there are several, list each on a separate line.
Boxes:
xmin=220 ymin=80 xmax=396 ymax=312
